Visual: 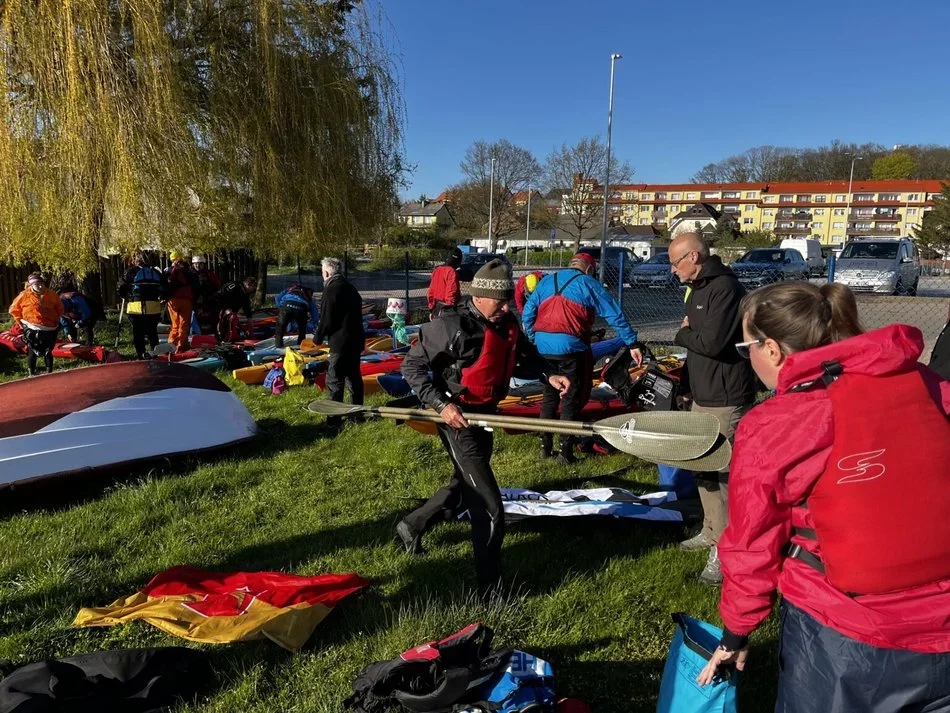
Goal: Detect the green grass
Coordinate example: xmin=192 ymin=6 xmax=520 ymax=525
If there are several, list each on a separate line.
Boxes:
xmin=0 ymin=316 xmax=780 ymax=712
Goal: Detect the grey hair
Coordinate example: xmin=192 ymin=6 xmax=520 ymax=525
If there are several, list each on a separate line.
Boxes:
xmin=321 ymin=257 xmax=342 ymax=276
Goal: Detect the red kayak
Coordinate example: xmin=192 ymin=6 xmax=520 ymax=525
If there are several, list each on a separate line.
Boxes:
xmin=312 ymin=353 xmax=405 ymax=391
xmin=1 ymin=325 xmax=116 ymax=363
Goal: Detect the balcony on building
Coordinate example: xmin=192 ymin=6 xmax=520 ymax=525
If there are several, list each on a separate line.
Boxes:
xmin=775 ymin=225 xmax=811 ymax=235
xmin=850 ymin=210 xmax=901 ymax=221
xmin=777 ymin=209 xmax=812 ymax=220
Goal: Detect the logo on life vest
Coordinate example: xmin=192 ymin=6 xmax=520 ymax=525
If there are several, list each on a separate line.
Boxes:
xmin=836 ymin=449 xmax=886 ymax=485
xmin=618 ymin=418 xmax=637 ymax=444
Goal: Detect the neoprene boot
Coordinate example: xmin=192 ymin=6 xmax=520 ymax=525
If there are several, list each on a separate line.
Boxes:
xmin=539 ymin=433 xmax=553 ymax=459
xmin=556 ymin=437 xmax=578 ymax=465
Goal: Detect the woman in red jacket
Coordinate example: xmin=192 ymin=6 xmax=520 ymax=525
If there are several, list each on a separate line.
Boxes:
xmin=697 ymin=282 xmax=950 ymax=712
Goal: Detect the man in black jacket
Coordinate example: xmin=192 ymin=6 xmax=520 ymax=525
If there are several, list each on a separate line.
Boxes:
xmin=670 ymin=232 xmax=756 ymax=585
xmin=398 ymin=259 xmax=569 ymax=592
xmin=214 ymin=277 xmax=256 ymax=341
xmin=315 ymin=257 xmax=366 ymax=431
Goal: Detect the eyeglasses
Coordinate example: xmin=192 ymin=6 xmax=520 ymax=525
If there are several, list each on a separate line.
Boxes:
xmin=735 ymin=338 xmax=765 ymax=359
xmin=670 ymin=250 xmax=694 ymax=268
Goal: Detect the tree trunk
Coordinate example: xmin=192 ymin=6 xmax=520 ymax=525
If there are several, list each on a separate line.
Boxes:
xmin=573 ymin=236 xmax=581 ymax=253
xmin=254 ymin=258 xmax=268 ymax=307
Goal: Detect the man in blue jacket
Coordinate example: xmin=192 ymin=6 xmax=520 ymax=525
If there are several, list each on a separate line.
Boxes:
xmin=274 ymin=283 xmax=318 ymax=348
xmin=523 ymin=252 xmax=642 ymax=464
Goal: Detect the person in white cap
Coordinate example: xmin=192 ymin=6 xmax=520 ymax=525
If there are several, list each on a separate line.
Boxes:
xmin=9 ymin=273 xmax=64 ymax=375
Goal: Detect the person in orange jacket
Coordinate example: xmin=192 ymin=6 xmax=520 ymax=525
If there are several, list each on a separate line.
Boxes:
xmin=165 ymin=251 xmax=199 ymax=351
xmin=9 ymin=273 xmax=64 ymax=375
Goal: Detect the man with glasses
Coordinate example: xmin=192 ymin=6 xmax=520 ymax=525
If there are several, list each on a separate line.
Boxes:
xmin=669 ymin=232 xmax=756 ymax=585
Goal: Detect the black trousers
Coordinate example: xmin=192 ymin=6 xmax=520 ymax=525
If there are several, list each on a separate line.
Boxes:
xmin=63 ymin=320 xmax=95 ymax=346
xmin=275 ymin=306 xmax=308 ymax=347
xmin=538 ymin=348 xmax=593 ymax=455
xmin=776 ymin=602 xmax=950 ymax=713
xmin=403 ymin=424 xmax=505 ymax=589
xmin=129 ymin=314 xmax=160 ymax=358
xmin=23 ymin=328 xmax=57 ymax=374
xmin=325 ymin=350 xmax=364 ymax=428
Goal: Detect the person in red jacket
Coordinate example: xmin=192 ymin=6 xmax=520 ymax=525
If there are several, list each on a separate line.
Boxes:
xmin=426 ymin=248 xmax=462 ymax=319
xmin=514 ymin=270 xmax=544 ymax=313
xmin=165 ymin=251 xmax=198 ymax=351
xmin=697 ymin=282 xmax=950 ymax=712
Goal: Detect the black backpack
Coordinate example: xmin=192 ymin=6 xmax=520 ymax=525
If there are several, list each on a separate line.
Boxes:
xmin=344 ymin=623 xmax=512 ymax=713
xmin=601 ymin=345 xmax=680 ymax=412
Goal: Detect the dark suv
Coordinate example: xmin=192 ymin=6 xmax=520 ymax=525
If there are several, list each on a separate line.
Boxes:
xmin=730 ymin=248 xmax=810 ymax=289
xmin=456 ymin=252 xmax=511 ymax=282
xmin=575 ymin=246 xmax=639 ymax=288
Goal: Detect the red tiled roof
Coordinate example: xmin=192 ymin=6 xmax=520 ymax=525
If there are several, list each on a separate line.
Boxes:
xmin=608 ymin=180 xmax=945 ymax=194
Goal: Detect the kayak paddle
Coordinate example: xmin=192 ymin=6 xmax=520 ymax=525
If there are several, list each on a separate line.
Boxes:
xmin=306 ymin=401 xmax=722 ymax=463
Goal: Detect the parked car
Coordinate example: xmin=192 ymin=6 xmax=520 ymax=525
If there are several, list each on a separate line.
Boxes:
xmin=456 ymin=252 xmax=511 ymax=282
xmin=779 ymin=238 xmax=825 ymax=276
xmin=630 ymin=252 xmax=679 ymax=288
xmin=575 ymin=246 xmax=640 ymax=288
xmin=730 ymin=248 xmax=810 ymax=289
xmin=833 ymin=237 xmax=920 ymax=296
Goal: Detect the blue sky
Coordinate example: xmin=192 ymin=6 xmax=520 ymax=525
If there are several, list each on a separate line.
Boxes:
xmin=385 ymin=0 xmax=950 ymax=200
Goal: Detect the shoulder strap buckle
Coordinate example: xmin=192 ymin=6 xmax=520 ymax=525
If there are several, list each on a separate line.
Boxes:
xmin=820 ymin=360 xmax=843 ymax=387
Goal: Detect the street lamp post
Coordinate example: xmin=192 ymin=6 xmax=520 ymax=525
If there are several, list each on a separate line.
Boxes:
xmin=524 ymin=189 xmax=531 ymax=266
xmin=488 ymin=157 xmax=496 ymax=252
xmin=844 ymin=155 xmax=863 ymax=242
xmin=599 ymin=52 xmax=622 ymax=284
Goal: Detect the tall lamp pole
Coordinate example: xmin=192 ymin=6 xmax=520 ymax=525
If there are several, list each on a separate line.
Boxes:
xmin=524 ymin=189 xmax=531 ymax=266
xmin=599 ymin=53 xmax=622 ymax=284
xmin=844 ymin=155 xmax=863 ymax=242
xmin=488 ymin=157 xmax=496 ymax=252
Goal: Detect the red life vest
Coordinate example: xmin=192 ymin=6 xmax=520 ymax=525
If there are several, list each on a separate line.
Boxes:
xmin=532 ymin=272 xmax=595 ymax=342
xmin=458 ymin=320 xmax=519 ymax=407
xmin=805 ymin=365 xmax=950 ymax=595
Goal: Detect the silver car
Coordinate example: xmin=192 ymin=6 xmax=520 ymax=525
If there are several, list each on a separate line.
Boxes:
xmin=833 ymin=238 xmax=921 ymax=296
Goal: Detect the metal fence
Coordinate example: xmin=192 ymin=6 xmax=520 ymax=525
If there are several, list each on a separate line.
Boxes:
xmin=289 ymin=251 xmax=949 ymax=362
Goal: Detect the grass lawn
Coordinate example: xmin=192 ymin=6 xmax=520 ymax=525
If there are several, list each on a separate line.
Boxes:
xmin=0 ymin=315 xmax=780 ymax=712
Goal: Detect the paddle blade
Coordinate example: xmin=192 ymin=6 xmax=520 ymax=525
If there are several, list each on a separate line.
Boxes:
xmin=652 ymin=435 xmax=733 ymax=472
xmin=593 ymin=411 xmax=720 ymax=462
xmin=306 ymin=400 xmax=367 ymax=418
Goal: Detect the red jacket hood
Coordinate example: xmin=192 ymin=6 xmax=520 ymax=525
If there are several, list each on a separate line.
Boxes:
xmin=777 ymin=324 xmax=924 ymax=394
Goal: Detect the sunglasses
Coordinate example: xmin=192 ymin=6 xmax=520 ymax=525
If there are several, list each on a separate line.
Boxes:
xmin=735 ymin=337 xmax=765 ymax=359
xmin=670 ymin=250 xmax=694 ymax=268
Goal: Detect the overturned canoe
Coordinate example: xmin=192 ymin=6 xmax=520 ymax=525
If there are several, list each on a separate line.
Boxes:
xmin=0 ymin=361 xmax=257 ymax=489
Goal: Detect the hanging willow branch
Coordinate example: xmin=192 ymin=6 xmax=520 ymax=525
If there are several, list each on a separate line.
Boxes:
xmin=0 ymin=0 xmax=405 ymax=274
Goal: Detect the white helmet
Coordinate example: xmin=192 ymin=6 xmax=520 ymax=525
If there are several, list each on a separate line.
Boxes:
xmin=192 ymin=255 xmax=206 ymax=265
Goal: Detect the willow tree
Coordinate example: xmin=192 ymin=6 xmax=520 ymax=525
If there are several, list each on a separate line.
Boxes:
xmin=0 ymin=0 xmax=404 ymax=275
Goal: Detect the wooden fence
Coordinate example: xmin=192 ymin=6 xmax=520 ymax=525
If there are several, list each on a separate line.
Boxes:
xmin=0 ymin=250 xmax=258 ymax=311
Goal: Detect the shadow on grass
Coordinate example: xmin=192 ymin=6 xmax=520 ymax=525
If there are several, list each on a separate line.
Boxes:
xmin=0 ymin=419 xmax=332 ymax=520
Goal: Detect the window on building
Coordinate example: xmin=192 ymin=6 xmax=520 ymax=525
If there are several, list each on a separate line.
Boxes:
xmin=854 ymin=193 xmax=873 ymax=202
xmin=640 ymin=205 xmax=650 ymax=212
xmin=763 ymin=209 xmax=774 ymax=216
xmin=880 ymin=193 xmax=900 ymax=201
xmin=812 ymin=222 xmax=823 ymax=229
xmin=723 ymin=191 xmax=740 ymax=199
xmin=743 ymin=217 xmax=754 ymax=224
xmin=669 ymin=205 xmax=680 ymax=213
xmin=763 ymin=195 xmax=776 ymax=203
xmin=856 ymin=222 xmax=873 ymax=229
xmin=835 ymin=195 xmax=847 ymax=203
xmin=833 ymin=222 xmax=845 ymax=229
xmin=908 ymin=208 xmax=918 ymax=216
xmin=855 ymin=208 xmax=873 ymax=217
xmin=655 ymin=192 xmax=667 ymax=200
xmin=908 ymin=193 xmax=919 ymax=201
xmin=833 ymin=208 xmax=845 ymax=216
xmin=671 ymin=192 xmax=681 ymax=200
xmin=701 ymin=191 xmax=720 ymax=199
xmin=623 ymin=192 xmax=634 ymax=200
xmin=745 ymin=191 xmax=756 ymax=199
xmin=639 ymin=218 xmax=649 ymax=225
xmin=641 ymin=193 xmax=652 ymax=200
xmin=686 ymin=192 xmax=697 ymax=200
xmin=815 ymin=194 xmax=826 ymax=202
xmin=814 ymin=209 xmax=825 ymax=215
xmin=723 ymin=205 xmax=739 ymax=213
xmin=763 ymin=222 xmax=773 ymax=229
xmin=744 ymin=204 xmax=754 ymax=212
xmin=796 ymin=194 xmax=811 ymax=203
xmin=780 ymin=194 xmax=793 ymax=202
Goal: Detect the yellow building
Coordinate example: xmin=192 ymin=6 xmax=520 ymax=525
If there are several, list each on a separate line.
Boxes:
xmin=599 ymin=179 xmax=944 ymax=248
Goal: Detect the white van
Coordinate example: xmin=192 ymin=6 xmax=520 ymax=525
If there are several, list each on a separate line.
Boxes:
xmin=779 ymin=238 xmax=824 ymax=276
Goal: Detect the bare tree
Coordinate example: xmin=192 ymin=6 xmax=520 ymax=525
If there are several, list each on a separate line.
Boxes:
xmin=459 ymin=139 xmax=541 ymax=250
xmin=544 ymin=136 xmax=633 ymax=252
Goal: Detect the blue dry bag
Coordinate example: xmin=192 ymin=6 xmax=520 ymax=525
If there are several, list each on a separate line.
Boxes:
xmin=656 ymin=613 xmax=737 ymax=713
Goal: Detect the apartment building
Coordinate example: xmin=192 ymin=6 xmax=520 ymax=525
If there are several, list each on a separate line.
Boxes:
xmin=593 ymin=179 xmax=944 ymax=248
